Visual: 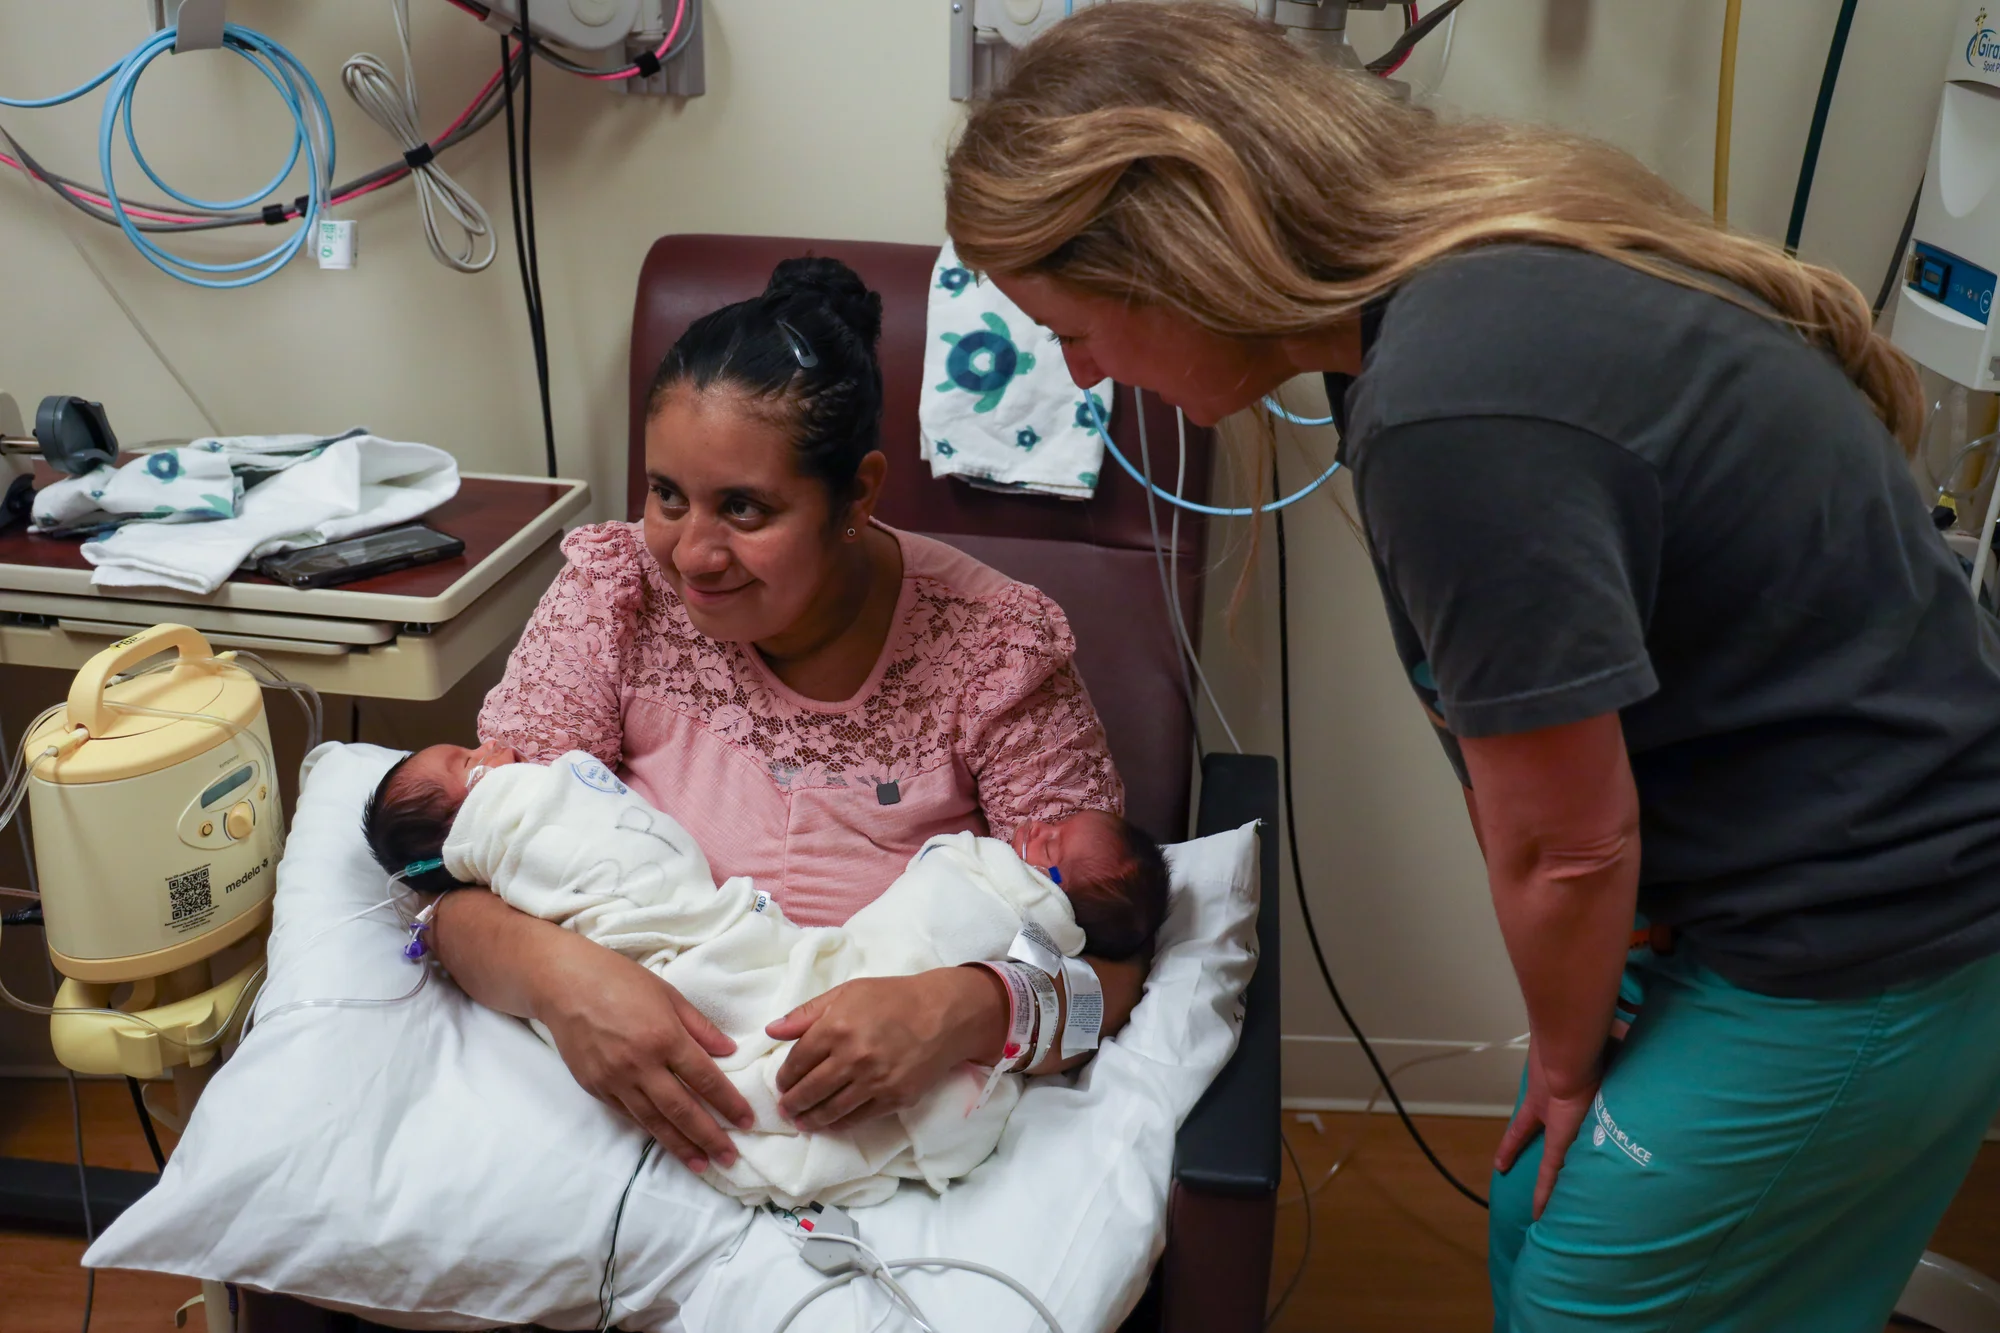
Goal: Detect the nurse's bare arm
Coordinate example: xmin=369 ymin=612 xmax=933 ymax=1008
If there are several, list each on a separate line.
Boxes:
xmin=429 ymin=888 xmax=754 ymax=1171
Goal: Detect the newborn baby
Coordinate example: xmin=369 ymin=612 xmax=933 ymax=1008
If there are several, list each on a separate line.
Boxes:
xmin=363 ymin=742 xmax=1168 ymax=1207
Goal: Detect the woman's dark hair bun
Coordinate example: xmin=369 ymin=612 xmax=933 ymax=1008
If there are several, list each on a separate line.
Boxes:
xmin=647 ymin=254 xmax=886 ymax=502
xmin=765 ymin=256 xmax=882 ymax=347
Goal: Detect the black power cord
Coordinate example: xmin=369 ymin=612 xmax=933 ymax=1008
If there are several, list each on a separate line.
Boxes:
xmin=596 ymin=1140 xmax=656 ymax=1332
xmin=1365 ymin=0 xmax=1470 ymax=74
xmin=501 ymin=25 xmax=559 ymax=479
xmin=1272 ymin=466 xmax=1490 ymax=1211
xmin=126 ymin=1078 xmax=168 ymax=1172
xmin=1784 ymin=0 xmax=1860 ymax=256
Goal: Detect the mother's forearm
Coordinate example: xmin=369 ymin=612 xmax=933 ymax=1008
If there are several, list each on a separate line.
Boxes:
xmin=430 ymin=887 xmax=583 ymax=1023
xmin=1032 ymin=954 xmax=1144 ymax=1075
xmin=946 ymin=954 xmax=1144 ymax=1077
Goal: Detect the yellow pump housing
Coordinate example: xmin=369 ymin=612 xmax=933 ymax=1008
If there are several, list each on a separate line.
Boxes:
xmin=26 ymin=624 xmax=279 ymax=985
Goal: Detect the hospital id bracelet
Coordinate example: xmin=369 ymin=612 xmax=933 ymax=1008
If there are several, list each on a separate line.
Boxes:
xmin=1006 ymin=922 xmax=1065 ymax=980
xmin=1058 ymin=956 xmax=1104 ymax=1059
xmin=1020 ymin=964 xmax=1062 ymax=1072
xmin=974 ymin=960 xmax=1038 ymax=1071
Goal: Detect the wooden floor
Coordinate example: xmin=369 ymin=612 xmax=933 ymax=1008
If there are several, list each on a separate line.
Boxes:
xmin=3 ymin=1079 xmax=1997 ymax=1332
xmin=1265 ymin=1110 xmax=2000 ymax=1331
xmin=3 ymin=1078 xmax=198 ymax=1333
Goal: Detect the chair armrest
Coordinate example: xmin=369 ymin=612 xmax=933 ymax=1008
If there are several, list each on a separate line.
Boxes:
xmin=1174 ymin=751 xmax=1281 ymax=1196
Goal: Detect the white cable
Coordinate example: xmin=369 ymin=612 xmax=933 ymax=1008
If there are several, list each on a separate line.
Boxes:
xmin=1280 ymin=1031 xmax=1529 ymax=1208
xmin=1136 ymin=391 xmax=1243 ymax=752
xmin=1136 ymin=389 xmax=1207 ymax=755
xmin=342 ymin=0 xmax=496 ymax=273
xmin=1408 ymin=7 xmax=1459 ymax=99
xmin=1171 ymin=406 xmax=1243 ymax=752
xmin=772 ymin=1224 xmax=1065 ymax=1333
xmin=879 ymin=1258 xmax=1064 ymax=1333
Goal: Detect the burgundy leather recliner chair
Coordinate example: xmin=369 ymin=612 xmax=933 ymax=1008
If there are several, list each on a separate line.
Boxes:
xmin=241 ymin=234 xmax=1281 ymax=1333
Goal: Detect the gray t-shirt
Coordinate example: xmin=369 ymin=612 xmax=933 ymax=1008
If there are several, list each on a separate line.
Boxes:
xmin=1329 ymin=245 xmax=2000 ymax=999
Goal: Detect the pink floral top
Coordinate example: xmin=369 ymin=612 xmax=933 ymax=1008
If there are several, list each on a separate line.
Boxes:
xmin=478 ymin=521 xmax=1124 ymax=926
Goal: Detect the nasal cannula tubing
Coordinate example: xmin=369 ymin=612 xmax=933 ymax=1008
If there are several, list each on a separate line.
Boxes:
xmin=1087 ymin=388 xmax=1341 ymax=516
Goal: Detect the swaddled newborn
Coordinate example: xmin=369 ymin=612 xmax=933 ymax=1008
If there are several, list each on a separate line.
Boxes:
xmin=363 ymin=742 xmax=1167 ymax=1207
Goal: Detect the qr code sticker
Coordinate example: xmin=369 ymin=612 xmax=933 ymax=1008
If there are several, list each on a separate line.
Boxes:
xmin=168 ymin=867 xmax=213 ymax=923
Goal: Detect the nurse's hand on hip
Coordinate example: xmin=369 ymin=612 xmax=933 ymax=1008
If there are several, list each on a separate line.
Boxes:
xmin=1459 ymin=713 xmax=1642 ymax=1220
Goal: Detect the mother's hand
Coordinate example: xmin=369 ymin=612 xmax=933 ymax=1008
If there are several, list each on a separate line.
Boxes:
xmin=538 ymin=944 xmax=758 ymax=1172
xmin=433 ymin=889 xmax=755 ymax=1173
xmin=765 ymin=967 xmax=1007 ymax=1131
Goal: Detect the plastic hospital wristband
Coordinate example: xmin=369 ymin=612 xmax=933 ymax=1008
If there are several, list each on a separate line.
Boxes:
xmin=1058 ymin=955 xmax=1104 ymax=1059
xmin=1021 ymin=964 xmax=1062 ymax=1071
xmin=975 ymin=961 xmax=1036 ymax=1070
xmin=1007 ymin=922 xmax=1065 ymax=980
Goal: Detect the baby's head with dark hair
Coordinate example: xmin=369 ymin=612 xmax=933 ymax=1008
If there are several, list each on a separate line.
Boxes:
xmin=1012 ymin=810 xmax=1170 ymax=961
xmin=362 ymin=741 xmax=521 ymax=895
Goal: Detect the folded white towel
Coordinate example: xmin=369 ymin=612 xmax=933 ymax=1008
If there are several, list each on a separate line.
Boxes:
xmin=79 ymin=433 xmax=458 ymax=594
xmin=919 ymin=242 xmax=1112 ymax=500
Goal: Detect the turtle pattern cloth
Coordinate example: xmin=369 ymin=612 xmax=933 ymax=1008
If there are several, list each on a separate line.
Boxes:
xmin=918 ymin=241 xmax=1113 ymax=501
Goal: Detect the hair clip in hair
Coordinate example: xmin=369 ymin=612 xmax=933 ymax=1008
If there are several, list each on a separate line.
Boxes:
xmin=775 ymin=318 xmax=818 ymax=369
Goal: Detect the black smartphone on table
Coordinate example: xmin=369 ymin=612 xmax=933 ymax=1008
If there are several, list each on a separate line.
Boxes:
xmin=255 ymin=523 xmax=465 ymax=589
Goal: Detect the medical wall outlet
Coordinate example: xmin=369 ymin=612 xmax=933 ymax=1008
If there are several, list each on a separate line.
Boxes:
xmin=949 ymin=0 xmax=1392 ymax=100
xmin=1891 ymin=1 xmax=2000 ymax=389
xmin=27 ymin=625 xmax=279 ymax=985
xmin=476 ymin=0 xmax=704 ymax=96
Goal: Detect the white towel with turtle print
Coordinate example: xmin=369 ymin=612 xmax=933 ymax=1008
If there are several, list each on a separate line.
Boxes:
xmin=30 ymin=428 xmax=368 ymax=536
xmin=31 ymin=443 xmax=241 ymax=534
xmin=919 ymin=241 xmax=1112 ymax=500
xmin=77 ymin=433 xmax=458 ymax=594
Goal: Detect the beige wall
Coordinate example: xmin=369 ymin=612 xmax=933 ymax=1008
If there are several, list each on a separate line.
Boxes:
xmin=0 ymin=1 xmax=1962 ymax=1103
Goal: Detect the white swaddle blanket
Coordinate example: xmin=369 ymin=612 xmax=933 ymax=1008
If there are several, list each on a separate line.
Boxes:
xmin=441 ymin=751 xmax=1086 ymax=1208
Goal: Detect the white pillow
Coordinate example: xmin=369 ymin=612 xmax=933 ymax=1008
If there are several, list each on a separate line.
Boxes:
xmin=87 ymin=743 xmax=1260 ymax=1333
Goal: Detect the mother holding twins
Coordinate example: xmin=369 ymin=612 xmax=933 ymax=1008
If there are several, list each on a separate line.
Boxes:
xmin=429 ymin=254 xmax=1143 ymax=1177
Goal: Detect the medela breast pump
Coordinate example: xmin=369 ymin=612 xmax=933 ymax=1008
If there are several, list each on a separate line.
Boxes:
xmin=32 ymin=624 xmax=278 ymax=982
xmin=2 ymin=623 xmax=320 ymax=1080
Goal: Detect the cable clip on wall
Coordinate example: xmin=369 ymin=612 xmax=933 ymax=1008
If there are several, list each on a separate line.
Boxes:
xmin=151 ymin=0 xmax=227 ymax=53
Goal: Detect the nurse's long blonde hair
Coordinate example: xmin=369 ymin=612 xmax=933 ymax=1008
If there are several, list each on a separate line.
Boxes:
xmin=945 ymin=1 xmax=1923 ymax=455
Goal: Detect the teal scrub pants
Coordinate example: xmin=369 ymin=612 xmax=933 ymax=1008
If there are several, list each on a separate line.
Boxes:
xmin=1489 ymin=944 xmax=2000 ymax=1332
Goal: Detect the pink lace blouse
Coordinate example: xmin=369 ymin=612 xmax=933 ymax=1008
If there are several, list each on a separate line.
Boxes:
xmin=477 ymin=521 xmax=1124 ymax=926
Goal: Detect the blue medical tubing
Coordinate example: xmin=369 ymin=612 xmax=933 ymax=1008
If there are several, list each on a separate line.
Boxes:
xmin=1260 ymin=395 xmax=1335 ymax=427
xmin=1086 ymin=389 xmax=1341 ymax=517
xmin=2 ymin=24 xmax=333 ymax=288
xmin=0 ymin=57 xmax=124 ymax=109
